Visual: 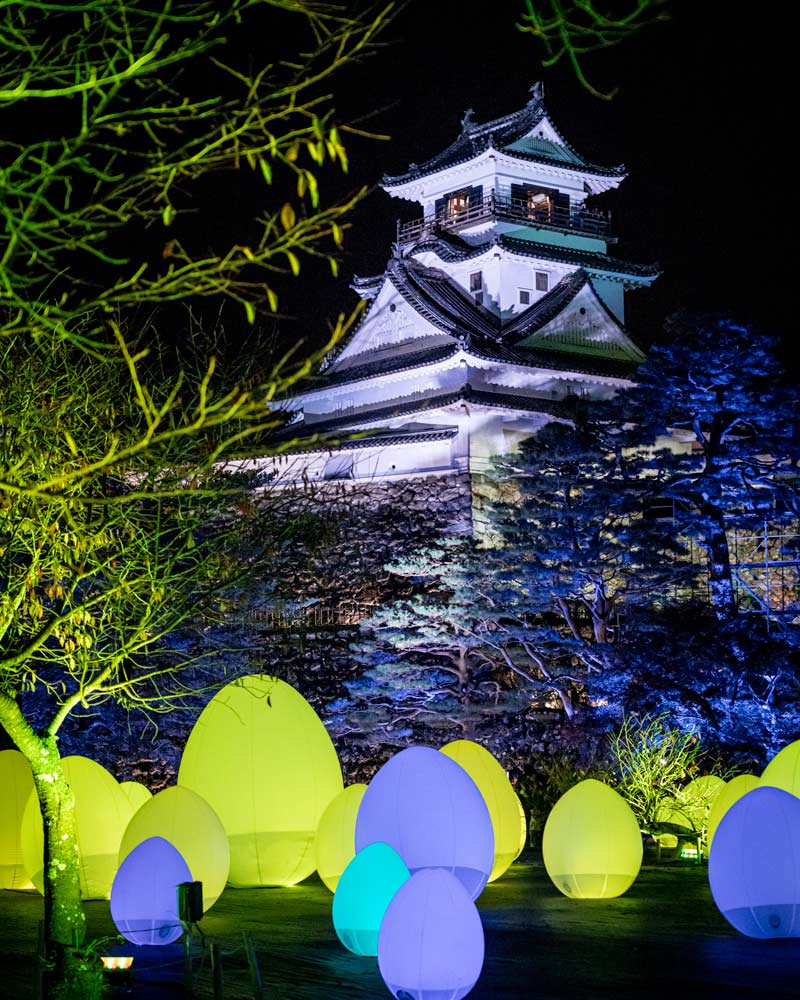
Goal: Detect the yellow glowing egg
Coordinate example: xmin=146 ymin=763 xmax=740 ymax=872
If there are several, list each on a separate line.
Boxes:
xmin=315 ymin=784 xmax=367 ymax=892
xmin=21 ymin=756 xmax=135 ymax=899
xmin=440 ymin=740 xmax=525 ymax=882
xmin=678 ymin=775 xmax=726 ymax=834
xmin=178 ymin=675 xmax=343 ymax=887
xmin=762 ymin=740 xmax=800 ymax=796
xmin=120 ymin=781 xmax=153 ymax=813
xmin=119 ymin=785 xmax=230 ymax=912
xmin=513 ymin=791 xmax=527 ymax=862
xmin=707 ymin=774 xmax=760 ymax=847
xmin=655 ymin=797 xmax=694 ymax=830
xmin=543 ymin=779 xmax=642 ymax=899
xmin=0 ymin=750 xmax=36 ymax=890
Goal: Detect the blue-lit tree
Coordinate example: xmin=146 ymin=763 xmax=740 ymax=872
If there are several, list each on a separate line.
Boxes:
xmin=603 ymin=316 xmax=799 ymax=619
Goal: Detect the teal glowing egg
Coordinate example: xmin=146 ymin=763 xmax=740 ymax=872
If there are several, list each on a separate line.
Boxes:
xmin=332 ymin=842 xmax=410 ymax=956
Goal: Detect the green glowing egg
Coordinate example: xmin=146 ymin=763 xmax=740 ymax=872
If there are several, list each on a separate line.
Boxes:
xmin=707 ymin=774 xmax=760 ymax=847
xmin=315 ymin=784 xmax=367 ymax=893
xmin=0 ymin=750 xmax=36 ymax=890
xmin=332 ymin=842 xmax=410 ymax=956
xmin=178 ymin=675 xmax=343 ymax=887
xmin=440 ymin=740 xmax=525 ymax=882
xmin=21 ymin=756 xmax=135 ymax=899
xmin=543 ymin=779 xmax=642 ymax=899
xmin=119 ymin=785 xmax=229 ymax=912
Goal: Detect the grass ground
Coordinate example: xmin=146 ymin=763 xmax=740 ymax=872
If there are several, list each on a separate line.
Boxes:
xmin=2 ymin=856 xmax=799 ymax=999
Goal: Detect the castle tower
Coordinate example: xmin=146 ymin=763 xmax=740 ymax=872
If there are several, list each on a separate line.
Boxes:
xmin=271 ymin=85 xmax=658 ymax=483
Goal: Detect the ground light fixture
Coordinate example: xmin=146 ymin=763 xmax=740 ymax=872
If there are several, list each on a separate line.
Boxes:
xmin=100 ymin=956 xmax=134 ymax=992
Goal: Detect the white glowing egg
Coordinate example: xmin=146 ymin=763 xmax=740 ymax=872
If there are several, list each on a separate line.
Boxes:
xmin=355 ymin=746 xmax=494 ymax=900
xmin=111 ymin=836 xmax=192 ymax=946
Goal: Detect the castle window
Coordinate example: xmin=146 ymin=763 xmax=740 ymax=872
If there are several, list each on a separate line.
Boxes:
xmin=535 ymin=271 xmax=549 ymax=292
xmin=446 ymin=189 xmax=469 ymax=218
xmin=527 ymin=189 xmax=551 ymax=220
xmin=469 ymin=271 xmax=482 ymax=292
xmin=474 ymin=292 xmax=484 ymax=306
xmin=519 ymin=289 xmax=531 ymax=305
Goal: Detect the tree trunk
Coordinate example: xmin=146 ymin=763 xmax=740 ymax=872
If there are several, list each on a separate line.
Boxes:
xmin=702 ymin=503 xmax=736 ymax=616
xmin=0 ymin=699 xmax=86 ymax=951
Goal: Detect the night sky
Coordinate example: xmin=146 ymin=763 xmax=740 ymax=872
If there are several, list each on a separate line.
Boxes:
xmin=282 ymin=0 xmax=796 ymax=357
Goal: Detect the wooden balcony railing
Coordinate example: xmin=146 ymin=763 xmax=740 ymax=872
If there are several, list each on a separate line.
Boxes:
xmin=397 ymin=192 xmax=612 ymax=244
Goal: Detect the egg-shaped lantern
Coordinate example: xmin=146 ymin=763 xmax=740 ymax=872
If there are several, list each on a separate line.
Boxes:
xmin=679 ymin=775 xmax=726 ymax=835
xmin=761 ymin=740 xmax=800 ymax=796
xmin=332 ymin=842 xmax=410 ymax=956
xmin=378 ymin=868 xmax=484 ymax=1000
xmin=513 ymin=791 xmax=527 ymax=862
xmin=178 ymin=675 xmax=343 ymax=887
xmin=707 ymin=774 xmax=760 ymax=847
xmin=21 ymin=755 xmax=135 ymax=899
xmin=119 ymin=786 xmax=229 ymax=912
xmin=709 ymin=786 xmax=800 ymax=938
xmin=355 ymin=746 xmax=494 ymax=900
xmin=440 ymin=740 xmax=525 ymax=882
xmin=655 ymin=797 xmax=694 ymax=831
xmin=111 ymin=836 xmax=192 ymax=946
xmin=120 ymin=781 xmax=153 ymax=814
xmin=315 ymin=784 xmax=367 ymax=893
xmin=0 ymin=750 xmax=36 ymax=890
xmin=543 ymin=779 xmax=642 ymax=899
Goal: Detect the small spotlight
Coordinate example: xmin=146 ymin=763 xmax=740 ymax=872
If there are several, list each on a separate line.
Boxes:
xmin=101 ymin=957 xmax=134 ymax=971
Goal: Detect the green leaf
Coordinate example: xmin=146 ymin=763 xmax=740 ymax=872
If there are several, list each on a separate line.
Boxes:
xmin=285 ymin=250 xmax=300 ymax=276
xmin=244 ymin=300 xmax=256 ymax=325
xmin=162 ymin=203 xmax=175 ymax=226
xmin=259 ymin=158 xmax=272 ymax=185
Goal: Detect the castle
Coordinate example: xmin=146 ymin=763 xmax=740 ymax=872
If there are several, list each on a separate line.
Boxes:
xmin=266 ymin=83 xmax=657 ymax=486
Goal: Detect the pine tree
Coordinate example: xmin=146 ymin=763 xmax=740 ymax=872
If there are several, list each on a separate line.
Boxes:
xmin=604 ymin=316 xmax=800 ymax=618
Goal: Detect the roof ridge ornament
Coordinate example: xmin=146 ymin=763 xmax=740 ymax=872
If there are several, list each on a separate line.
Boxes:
xmin=529 ymin=81 xmax=544 ymax=104
xmin=460 ymin=108 xmax=475 ymax=130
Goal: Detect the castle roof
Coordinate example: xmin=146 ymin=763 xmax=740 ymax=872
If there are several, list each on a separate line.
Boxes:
xmin=285 ymin=383 xmax=570 ymax=442
xmin=383 ymin=85 xmax=626 ymax=189
xmin=320 ymin=255 xmax=643 ymax=383
xmin=408 ymin=233 xmax=659 ymax=282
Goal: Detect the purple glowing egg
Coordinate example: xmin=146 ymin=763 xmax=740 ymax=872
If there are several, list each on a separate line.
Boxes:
xmin=378 ymin=868 xmax=484 ymax=1000
xmin=110 ymin=836 xmax=191 ymax=946
xmin=355 ymin=747 xmax=494 ymax=900
xmin=709 ymin=786 xmax=800 ymax=938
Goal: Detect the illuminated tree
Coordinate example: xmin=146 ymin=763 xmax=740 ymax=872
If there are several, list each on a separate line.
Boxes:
xmin=603 ymin=317 xmax=800 ymax=618
xmin=517 ymin=0 xmax=669 ymax=99
xmin=0 ymin=0 xmax=390 ymax=992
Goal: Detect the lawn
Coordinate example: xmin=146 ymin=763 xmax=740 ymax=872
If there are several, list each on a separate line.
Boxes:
xmin=1 ymin=857 xmax=798 ymax=999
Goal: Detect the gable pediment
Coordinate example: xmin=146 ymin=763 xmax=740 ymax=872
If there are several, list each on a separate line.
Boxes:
xmin=513 ymin=281 xmax=644 ymax=362
xmin=327 ymin=276 xmax=456 ymax=373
